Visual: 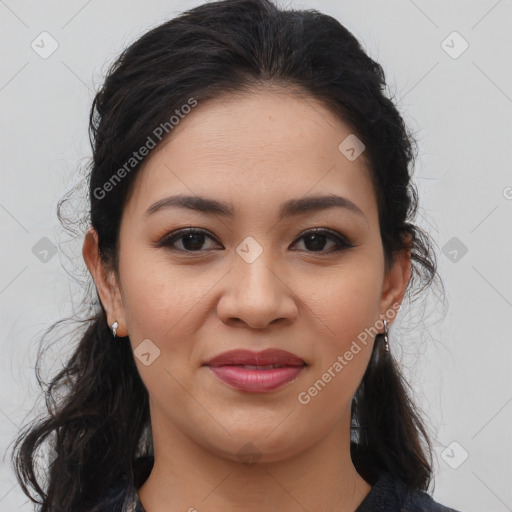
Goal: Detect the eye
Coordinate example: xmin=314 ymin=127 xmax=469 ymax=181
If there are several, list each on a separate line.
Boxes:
xmin=157 ymin=227 xmax=354 ymax=254
xmin=291 ymin=228 xmax=354 ymax=253
xmin=157 ymin=228 xmax=220 ymax=252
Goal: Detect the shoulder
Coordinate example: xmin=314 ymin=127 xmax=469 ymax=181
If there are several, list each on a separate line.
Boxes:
xmin=403 ymin=486 xmax=462 ymax=512
xmin=86 ymin=456 xmax=154 ymax=512
xmin=84 ymin=478 xmax=131 ymax=512
xmin=393 ymin=474 xmax=462 ymax=512
xmin=404 ymin=490 xmax=462 ymax=511
xmin=85 ymin=478 xmax=143 ymax=512
xmin=357 ymin=472 xmax=463 ymax=512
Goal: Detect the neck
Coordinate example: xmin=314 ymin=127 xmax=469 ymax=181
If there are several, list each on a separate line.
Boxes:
xmin=137 ymin=410 xmax=372 ymax=512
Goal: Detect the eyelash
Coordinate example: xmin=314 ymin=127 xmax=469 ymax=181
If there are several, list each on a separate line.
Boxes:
xmin=157 ymin=227 xmax=355 ymax=255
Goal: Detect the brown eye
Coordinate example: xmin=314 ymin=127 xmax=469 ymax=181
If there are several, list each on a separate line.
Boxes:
xmin=158 ymin=229 xmax=220 ymax=252
xmin=292 ymin=228 xmax=354 ymax=253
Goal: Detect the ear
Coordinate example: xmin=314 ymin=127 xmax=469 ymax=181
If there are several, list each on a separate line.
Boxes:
xmin=379 ymin=235 xmax=412 ymax=324
xmin=82 ymin=227 xmax=129 ymax=337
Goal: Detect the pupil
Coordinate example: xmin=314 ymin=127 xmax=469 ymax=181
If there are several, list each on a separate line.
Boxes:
xmin=305 ymin=233 xmax=326 ymax=251
xmin=183 ymin=233 xmax=204 ymax=250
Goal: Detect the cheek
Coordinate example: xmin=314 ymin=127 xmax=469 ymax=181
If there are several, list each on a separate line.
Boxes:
xmin=300 ymin=257 xmax=382 ymax=399
xmin=119 ymin=245 xmax=208 ymax=341
xmin=307 ymin=257 xmax=383 ymax=344
xmin=295 ymin=269 xmax=380 ymax=423
xmin=121 ymin=258 xmax=207 ymax=394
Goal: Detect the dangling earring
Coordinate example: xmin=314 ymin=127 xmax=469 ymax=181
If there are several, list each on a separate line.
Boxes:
xmin=112 ymin=321 xmax=118 ymax=339
xmin=382 ymin=319 xmax=389 ymax=352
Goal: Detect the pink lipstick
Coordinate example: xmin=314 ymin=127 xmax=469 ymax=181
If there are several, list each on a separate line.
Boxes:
xmin=203 ymin=348 xmax=306 ymax=393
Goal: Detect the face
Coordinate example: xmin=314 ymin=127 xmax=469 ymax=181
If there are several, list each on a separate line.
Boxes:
xmin=85 ymin=86 xmax=410 ymax=463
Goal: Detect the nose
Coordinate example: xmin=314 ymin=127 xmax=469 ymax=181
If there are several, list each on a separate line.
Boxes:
xmin=216 ymin=252 xmax=299 ymax=330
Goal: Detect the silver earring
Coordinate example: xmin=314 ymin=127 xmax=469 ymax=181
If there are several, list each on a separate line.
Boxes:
xmin=112 ymin=321 xmax=118 ymax=338
xmin=382 ymin=320 xmax=389 ymax=352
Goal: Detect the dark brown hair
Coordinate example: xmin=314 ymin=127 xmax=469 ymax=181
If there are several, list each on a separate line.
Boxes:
xmin=11 ymin=1 xmax=443 ymax=510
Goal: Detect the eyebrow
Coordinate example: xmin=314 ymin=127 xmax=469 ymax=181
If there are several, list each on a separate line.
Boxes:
xmin=144 ymin=193 xmax=365 ymax=220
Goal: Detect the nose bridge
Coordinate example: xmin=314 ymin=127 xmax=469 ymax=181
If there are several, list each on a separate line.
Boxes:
xmin=217 ymin=235 xmax=296 ymax=328
xmin=233 ymin=236 xmax=282 ymax=300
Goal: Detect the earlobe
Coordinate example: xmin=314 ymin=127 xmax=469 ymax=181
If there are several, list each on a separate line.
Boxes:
xmin=82 ymin=227 xmax=129 ymax=337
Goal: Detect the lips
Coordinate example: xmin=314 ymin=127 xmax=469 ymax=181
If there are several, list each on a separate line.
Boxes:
xmin=203 ymin=348 xmax=306 ymax=368
xmin=203 ymin=349 xmax=306 ymax=393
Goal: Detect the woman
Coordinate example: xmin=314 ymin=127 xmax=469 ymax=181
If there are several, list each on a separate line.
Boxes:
xmin=12 ymin=0 xmax=462 ymax=510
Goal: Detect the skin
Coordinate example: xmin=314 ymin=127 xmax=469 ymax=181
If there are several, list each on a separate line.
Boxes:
xmin=83 ymin=85 xmax=411 ymax=512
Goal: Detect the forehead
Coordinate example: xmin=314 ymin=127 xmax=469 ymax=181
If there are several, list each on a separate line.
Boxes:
xmin=124 ymin=87 xmax=376 ymax=220
xmin=161 ymin=86 xmax=361 ymax=164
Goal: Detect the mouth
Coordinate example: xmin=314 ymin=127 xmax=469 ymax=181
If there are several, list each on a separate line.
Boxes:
xmin=202 ymin=349 xmax=307 ymax=393
xmin=203 ymin=348 xmax=307 ymax=367
xmin=222 ymin=364 xmax=300 ymax=369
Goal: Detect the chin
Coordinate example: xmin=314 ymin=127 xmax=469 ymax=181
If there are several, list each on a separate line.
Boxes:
xmin=204 ymin=428 xmax=308 ymax=465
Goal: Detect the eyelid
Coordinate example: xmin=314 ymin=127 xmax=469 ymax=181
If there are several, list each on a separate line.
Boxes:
xmin=157 ymin=227 xmax=220 ymax=246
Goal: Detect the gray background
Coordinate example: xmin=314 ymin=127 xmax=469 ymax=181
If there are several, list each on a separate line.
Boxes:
xmin=1 ymin=1 xmax=511 ymax=510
